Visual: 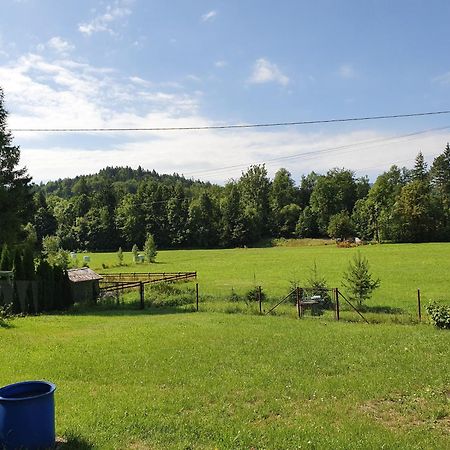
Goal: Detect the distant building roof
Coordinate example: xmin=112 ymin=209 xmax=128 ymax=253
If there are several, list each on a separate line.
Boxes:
xmin=67 ymin=268 xmax=103 ymax=283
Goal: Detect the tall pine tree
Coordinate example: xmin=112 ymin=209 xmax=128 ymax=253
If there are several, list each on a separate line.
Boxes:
xmin=0 ymin=87 xmax=32 ymax=246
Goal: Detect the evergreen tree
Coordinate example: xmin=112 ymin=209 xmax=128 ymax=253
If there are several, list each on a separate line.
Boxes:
xmin=412 ymin=151 xmax=428 ymax=182
xmin=0 ymin=87 xmax=32 ymax=246
xmin=343 ymin=252 xmax=380 ymax=307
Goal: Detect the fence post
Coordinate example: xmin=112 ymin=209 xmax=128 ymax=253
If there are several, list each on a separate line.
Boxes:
xmin=196 ymin=283 xmax=199 ymax=311
xmin=335 ymin=288 xmax=340 ymax=321
xmin=417 ymin=289 xmax=421 ymax=322
xmin=139 ymin=282 xmax=144 ymax=309
xmin=258 ymin=286 xmax=262 ymax=314
xmin=296 ymin=287 xmax=301 ymax=318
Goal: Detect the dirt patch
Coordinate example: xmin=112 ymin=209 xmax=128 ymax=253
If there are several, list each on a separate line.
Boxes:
xmin=361 ymin=393 xmax=450 ymax=432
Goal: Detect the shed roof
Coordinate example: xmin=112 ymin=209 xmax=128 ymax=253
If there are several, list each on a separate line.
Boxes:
xmin=67 ymin=268 xmax=103 ymax=283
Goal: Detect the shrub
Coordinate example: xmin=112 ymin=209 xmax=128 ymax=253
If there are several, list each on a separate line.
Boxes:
xmin=229 ymin=288 xmax=240 ymax=302
xmin=117 ymin=247 xmax=124 ymax=266
xmin=132 ymin=244 xmax=139 ymax=263
xmin=425 ymin=302 xmax=450 ymax=329
xmin=144 ymin=234 xmax=157 ymax=263
xmin=245 ymin=286 xmax=266 ymax=304
xmin=0 ymin=304 xmax=12 ymax=328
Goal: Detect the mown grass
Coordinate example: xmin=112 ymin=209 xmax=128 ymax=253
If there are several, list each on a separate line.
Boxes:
xmin=1 ymin=312 xmax=449 ymax=449
xmin=86 ymin=242 xmax=450 ymax=314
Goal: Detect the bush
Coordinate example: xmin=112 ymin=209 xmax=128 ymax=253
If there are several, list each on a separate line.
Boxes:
xmin=245 ymin=286 xmax=266 ymax=304
xmin=425 ymin=302 xmax=450 ymax=329
xmin=143 ymin=234 xmax=157 ymax=263
xmin=229 ymin=288 xmax=241 ymax=302
xmin=0 ymin=304 xmax=12 ymax=328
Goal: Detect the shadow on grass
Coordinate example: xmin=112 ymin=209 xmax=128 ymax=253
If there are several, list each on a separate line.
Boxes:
xmin=359 ymin=305 xmax=405 ymax=314
xmin=0 ymin=320 xmax=14 ymax=329
xmin=57 ymin=434 xmax=93 ymax=449
xmin=60 ymin=302 xmax=198 ymax=317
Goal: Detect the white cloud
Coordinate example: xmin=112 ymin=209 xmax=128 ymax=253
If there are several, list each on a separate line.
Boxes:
xmin=44 ymin=37 xmax=75 ymax=55
xmin=215 ymin=60 xmax=227 ymax=68
xmin=433 ymin=72 xmax=450 ymax=85
xmin=338 ymin=63 xmax=357 ymax=79
xmin=78 ymin=0 xmax=134 ymax=36
xmin=201 ymin=10 xmax=217 ymax=22
xmin=249 ymin=58 xmax=289 ymax=86
xmin=1 ymin=52 xmax=446 ymax=184
xmin=129 ymin=76 xmax=152 ymax=86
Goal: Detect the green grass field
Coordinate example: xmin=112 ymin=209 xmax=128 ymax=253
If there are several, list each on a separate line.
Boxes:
xmin=1 ymin=242 xmax=449 ymax=448
xmin=86 ymin=242 xmax=450 ymax=314
xmin=1 ymin=312 xmax=449 ymax=449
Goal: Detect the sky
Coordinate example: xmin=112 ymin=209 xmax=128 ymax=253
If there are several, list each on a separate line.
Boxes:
xmin=1 ymin=0 xmax=450 ymax=184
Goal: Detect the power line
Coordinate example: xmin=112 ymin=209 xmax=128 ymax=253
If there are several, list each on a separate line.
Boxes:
xmin=182 ymin=125 xmax=450 ymax=178
xmin=11 ymin=109 xmax=450 ymax=133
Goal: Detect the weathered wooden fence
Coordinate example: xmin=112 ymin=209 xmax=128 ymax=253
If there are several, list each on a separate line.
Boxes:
xmin=98 ymin=272 xmax=197 ymax=309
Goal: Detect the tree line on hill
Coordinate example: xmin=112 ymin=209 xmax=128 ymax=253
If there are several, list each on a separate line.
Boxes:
xmin=25 ymin=145 xmax=450 ymax=251
xmin=1 ymin=84 xmax=450 ymax=253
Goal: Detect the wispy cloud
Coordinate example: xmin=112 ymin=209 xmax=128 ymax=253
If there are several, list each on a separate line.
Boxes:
xmin=78 ymin=0 xmax=134 ymax=36
xmin=201 ymin=10 xmax=217 ymax=22
xmin=249 ymin=58 xmax=289 ymax=86
xmin=432 ymin=71 xmax=450 ymax=85
xmin=215 ymin=60 xmax=227 ymax=68
xmin=40 ymin=36 xmax=75 ymax=55
xmin=338 ymin=63 xmax=357 ymax=79
xmin=1 ymin=53 xmax=444 ymax=185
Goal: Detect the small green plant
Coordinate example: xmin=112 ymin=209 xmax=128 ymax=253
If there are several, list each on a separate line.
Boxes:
xmin=132 ymin=244 xmax=139 ymax=263
xmin=0 ymin=304 xmax=12 ymax=328
xmin=245 ymin=286 xmax=266 ymax=304
xmin=117 ymin=247 xmax=124 ymax=266
xmin=425 ymin=302 xmax=450 ymax=329
xmin=229 ymin=288 xmax=240 ymax=302
xmin=343 ymin=252 xmax=380 ymax=307
xmin=144 ymin=234 xmax=157 ymax=263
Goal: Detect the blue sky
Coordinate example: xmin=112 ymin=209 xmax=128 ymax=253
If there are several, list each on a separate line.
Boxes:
xmin=1 ymin=0 xmax=450 ymax=183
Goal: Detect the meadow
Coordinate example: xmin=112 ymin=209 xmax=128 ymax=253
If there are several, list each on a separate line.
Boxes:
xmin=87 ymin=241 xmax=450 ymax=315
xmin=0 ymin=312 xmax=449 ymax=449
xmin=1 ymin=241 xmax=449 ymax=448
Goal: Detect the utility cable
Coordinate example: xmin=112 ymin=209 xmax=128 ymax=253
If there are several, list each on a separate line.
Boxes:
xmin=11 ymin=109 xmax=450 ymax=132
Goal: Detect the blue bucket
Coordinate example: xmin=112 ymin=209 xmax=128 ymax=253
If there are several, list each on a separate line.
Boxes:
xmin=0 ymin=380 xmax=56 ymax=449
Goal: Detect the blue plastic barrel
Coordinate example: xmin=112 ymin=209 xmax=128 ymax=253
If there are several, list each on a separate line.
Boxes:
xmin=0 ymin=380 xmax=56 ymax=449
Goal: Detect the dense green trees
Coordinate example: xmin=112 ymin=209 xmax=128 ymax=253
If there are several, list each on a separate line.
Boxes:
xmin=28 ymin=144 xmax=450 ymax=250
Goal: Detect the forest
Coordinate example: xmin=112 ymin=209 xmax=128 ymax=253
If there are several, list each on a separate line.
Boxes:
xmin=24 ymin=143 xmax=450 ymax=251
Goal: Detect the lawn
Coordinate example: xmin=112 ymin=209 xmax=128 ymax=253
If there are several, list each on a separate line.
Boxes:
xmin=85 ymin=242 xmax=450 ymax=314
xmin=1 ymin=311 xmax=449 ymax=449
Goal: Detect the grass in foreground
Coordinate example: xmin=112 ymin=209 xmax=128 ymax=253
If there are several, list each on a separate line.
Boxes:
xmin=1 ymin=311 xmax=449 ymax=449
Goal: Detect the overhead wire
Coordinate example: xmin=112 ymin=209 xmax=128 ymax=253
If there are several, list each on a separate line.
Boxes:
xmin=182 ymin=124 xmax=450 ymax=178
xmin=10 ymin=109 xmax=450 ymax=132
xmin=116 ymin=125 xmax=449 ymax=207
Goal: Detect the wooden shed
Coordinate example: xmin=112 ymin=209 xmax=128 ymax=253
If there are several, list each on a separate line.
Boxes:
xmin=67 ymin=268 xmax=102 ymax=303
